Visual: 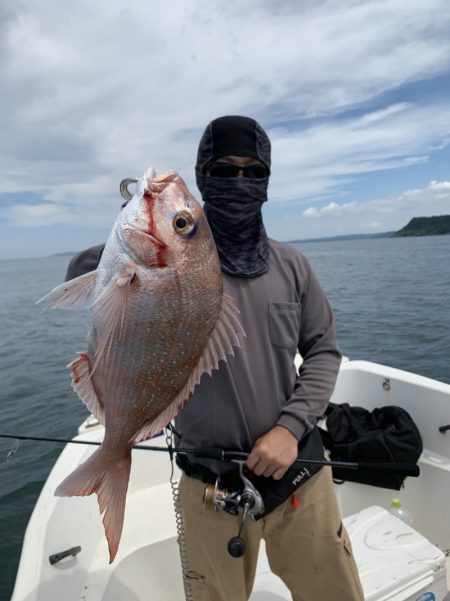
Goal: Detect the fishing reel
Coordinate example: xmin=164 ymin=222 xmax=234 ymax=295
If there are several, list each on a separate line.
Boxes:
xmin=202 ymin=460 xmax=264 ymax=558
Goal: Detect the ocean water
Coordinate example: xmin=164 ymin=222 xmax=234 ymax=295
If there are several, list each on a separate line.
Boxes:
xmin=0 ymin=235 xmax=449 ymax=599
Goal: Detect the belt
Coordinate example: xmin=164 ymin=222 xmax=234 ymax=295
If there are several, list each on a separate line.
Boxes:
xmin=176 ymin=453 xmax=242 ymax=488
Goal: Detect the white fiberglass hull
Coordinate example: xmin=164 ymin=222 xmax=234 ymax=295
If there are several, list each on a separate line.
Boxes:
xmin=11 ymin=360 xmax=450 ymax=601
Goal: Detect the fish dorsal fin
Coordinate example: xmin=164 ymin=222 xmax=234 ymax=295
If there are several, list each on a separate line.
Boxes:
xmin=91 ymin=264 xmax=137 ymax=372
xmin=36 ymin=270 xmax=98 ymax=309
xmin=133 ymin=293 xmax=245 ymax=442
xmin=67 ymin=352 xmax=105 ymax=424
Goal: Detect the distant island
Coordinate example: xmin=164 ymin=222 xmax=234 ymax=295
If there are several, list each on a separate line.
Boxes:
xmin=289 ymin=214 xmax=450 ymax=244
xmin=394 ymin=215 xmax=450 ymax=237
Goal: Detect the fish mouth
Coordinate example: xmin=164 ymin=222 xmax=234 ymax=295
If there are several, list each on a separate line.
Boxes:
xmin=125 ymin=223 xmax=165 ymax=247
xmin=116 ymin=223 xmax=167 ymax=261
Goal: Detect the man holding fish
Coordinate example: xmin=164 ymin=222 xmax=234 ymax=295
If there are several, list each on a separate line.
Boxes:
xmin=63 ymin=116 xmax=364 ymax=600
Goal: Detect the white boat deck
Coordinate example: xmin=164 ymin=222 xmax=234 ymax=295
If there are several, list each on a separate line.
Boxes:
xmin=11 ymin=360 xmax=450 ymax=601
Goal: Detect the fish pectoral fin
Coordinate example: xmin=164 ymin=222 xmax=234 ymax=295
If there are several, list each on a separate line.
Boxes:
xmin=36 ymin=270 xmax=98 ymax=309
xmin=91 ymin=264 xmax=136 ymax=370
xmin=67 ymin=352 xmax=105 ymax=424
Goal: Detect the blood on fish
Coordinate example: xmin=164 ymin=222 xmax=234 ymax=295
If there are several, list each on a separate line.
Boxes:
xmin=143 ymin=189 xmax=167 ymax=268
xmin=142 ymin=189 xmax=155 ymax=236
xmin=156 ymin=247 xmax=167 ymax=268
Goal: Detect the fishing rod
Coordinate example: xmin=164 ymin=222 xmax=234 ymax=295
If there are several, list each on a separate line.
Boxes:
xmin=0 ymin=432 xmax=420 ymax=477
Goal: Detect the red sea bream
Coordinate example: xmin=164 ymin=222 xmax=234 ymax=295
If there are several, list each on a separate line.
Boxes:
xmin=38 ymin=168 xmax=244 ymax=561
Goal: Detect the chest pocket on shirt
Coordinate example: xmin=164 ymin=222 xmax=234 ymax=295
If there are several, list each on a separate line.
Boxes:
xmin=268 ymin=302 xmax=301 ymax=349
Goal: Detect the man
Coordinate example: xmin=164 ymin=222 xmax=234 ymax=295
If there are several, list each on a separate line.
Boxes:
xmin=66 ymin=115 xmax=364 ymax=601
xmin=172 ymin=116 xmax=364 ymax=601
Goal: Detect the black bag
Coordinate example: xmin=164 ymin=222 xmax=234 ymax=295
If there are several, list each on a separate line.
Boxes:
xmin=318 ymin=403 xmax=422 ymax=490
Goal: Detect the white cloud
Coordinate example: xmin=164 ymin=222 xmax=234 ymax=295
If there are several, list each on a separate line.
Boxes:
xmin=302 ymin=201 xmax=359 ymax=217
xmin=269 ymin=102 xmax=450 ymax=204
xmin=1 ymin=0 xmax=450 ymax=244
xmin=1 ymin=202 xmax=75 ymax=227
xmin=276 ymin=180 xmax=450 ymax=239
xmin=428 ymin=181 xmax=450 ymax=192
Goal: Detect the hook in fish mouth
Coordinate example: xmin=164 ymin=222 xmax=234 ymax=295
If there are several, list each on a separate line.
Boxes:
xmin=120 ymin=170 xmax=178 ymax=203
xmin=120 ymin=178 xmax=138 ymax=201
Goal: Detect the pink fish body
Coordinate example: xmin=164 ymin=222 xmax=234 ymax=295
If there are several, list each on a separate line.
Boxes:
xmin=38 ymin=168 xmax=244 ymax=561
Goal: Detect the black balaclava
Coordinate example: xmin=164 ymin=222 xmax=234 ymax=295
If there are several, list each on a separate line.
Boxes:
xmin=196 ymin=115 xmax=271 ymax=278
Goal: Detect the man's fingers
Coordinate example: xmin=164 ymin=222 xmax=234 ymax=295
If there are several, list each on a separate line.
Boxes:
xmin=252 ymin=457 xmax=270 ymax=476
xmin=247 ymin=426 xmax=299 ymax=478
xmin=255 ymin=461 xmax=288 ymax=478
xmin=246 ymin=450 xmax=260 ymax=472
xmin=263 ymin=465 xmax=276 ymax=478
xmin=272 ymin=467 xmax=287 ymax=481
xmin=248 ymin=452 xmax=286 ymax=477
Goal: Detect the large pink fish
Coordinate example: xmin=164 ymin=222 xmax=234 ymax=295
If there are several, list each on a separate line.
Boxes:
xmin=38 ymin=168 xmax=244 ymax=562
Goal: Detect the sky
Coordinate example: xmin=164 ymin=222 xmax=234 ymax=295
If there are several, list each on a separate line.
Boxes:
xmin=1 ymin=0 xmax=450 ymax=259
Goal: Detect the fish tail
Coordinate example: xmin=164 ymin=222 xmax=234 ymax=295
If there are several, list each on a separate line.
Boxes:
xmin=55 ymin=446 xmax=131 ymax=563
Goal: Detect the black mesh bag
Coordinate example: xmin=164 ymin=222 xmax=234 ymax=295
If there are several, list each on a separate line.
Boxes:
xmin=319 ymin=402 xmax=423 ymax=490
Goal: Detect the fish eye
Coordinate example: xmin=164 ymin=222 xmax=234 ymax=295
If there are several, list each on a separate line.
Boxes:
xmin=173 ymin=211 xmax=196 ymax=236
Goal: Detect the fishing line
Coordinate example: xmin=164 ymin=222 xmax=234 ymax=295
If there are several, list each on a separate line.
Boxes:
xmin=6 ymin=438 xmax=20 ymax=461
xmin=165 ymin=428 xmax=194 ymax=601
xmin=0 ymin=433 xmax=166 ymax=451
xmin=0 ymin=432 xmax=420 ymax=476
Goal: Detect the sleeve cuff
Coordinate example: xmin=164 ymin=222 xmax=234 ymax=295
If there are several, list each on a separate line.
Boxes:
xmin=277 ymin=414 xmax=308 ymax=442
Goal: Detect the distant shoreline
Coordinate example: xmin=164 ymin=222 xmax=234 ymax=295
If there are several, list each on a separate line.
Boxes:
xmin=50 ymin=215 xmax=450 ymax=256
xmin=287 ymin=231 xmax=395 ymax=244
xmin=51 ymin=233 xmax=396 ymax=256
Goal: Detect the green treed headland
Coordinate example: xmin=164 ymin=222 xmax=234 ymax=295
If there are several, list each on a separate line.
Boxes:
xmin=394 ymin=215 xmax=450 ymax=237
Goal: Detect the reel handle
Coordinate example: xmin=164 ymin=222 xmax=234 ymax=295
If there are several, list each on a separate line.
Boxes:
xmin=228 ymin=536 xmax=246 ymax=558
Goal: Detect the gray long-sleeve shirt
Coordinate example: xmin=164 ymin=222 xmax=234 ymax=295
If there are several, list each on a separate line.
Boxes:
xmin=66 ymin=238 xmax=341 ymax=464
xmin=175 ymin=238 xmax=342 ymax=457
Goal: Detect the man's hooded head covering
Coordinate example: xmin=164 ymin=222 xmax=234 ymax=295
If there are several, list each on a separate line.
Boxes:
xmin=196 ymin=115 xmax=271 ymax=278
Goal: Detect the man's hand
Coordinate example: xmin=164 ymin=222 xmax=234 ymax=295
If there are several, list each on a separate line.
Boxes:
xmin=246 ymin=425 xmax=299 ymax=480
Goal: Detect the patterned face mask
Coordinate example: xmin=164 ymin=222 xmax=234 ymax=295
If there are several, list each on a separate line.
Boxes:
xmin=195 ymin=116 xmax=272 ymax=278
xmin=197 ymin=173 xmax=270 ymax=278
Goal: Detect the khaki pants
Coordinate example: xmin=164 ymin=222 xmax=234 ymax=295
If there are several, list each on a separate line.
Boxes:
xmin=179 ymin=466 xmax=364 ymax=601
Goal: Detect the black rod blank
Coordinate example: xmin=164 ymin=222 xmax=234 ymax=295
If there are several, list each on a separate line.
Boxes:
xmin=0 ymin=433 xmax=420 ymax=477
